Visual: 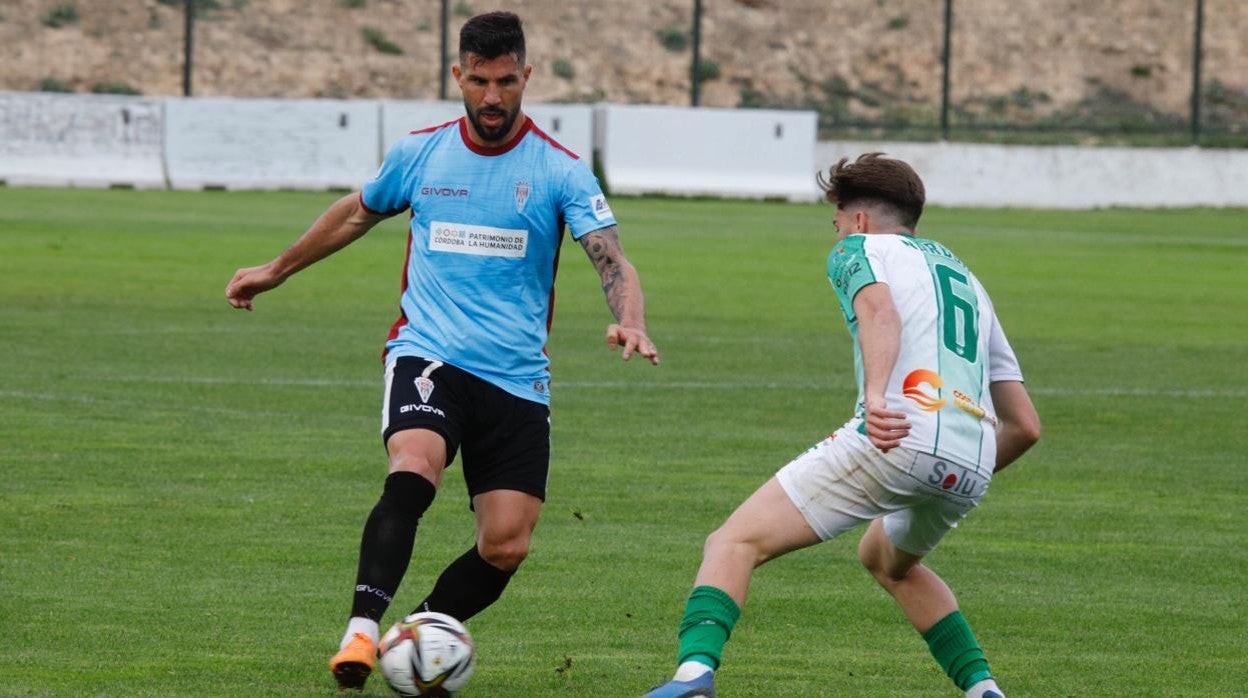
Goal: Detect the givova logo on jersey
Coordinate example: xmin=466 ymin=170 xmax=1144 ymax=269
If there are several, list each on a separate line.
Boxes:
xmin=421 ymin=186 xmax=470 ymax=197
xmin=400 ymin=375 xmax=445 ymax=417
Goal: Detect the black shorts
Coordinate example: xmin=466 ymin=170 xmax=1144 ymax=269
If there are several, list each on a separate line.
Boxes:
xmin=382 ymin=356 xmax=550 ymax=502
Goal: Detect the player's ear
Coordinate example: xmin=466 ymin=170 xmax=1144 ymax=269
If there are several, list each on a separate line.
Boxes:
xmin=451 ymin=63 xmax=463 ymax=82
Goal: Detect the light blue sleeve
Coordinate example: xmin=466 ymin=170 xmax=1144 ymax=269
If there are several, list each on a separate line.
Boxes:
xmin=360 ymin=138 xmax=414 ymax=216
xmin=560 ymin=160 xmax=616 ymax=239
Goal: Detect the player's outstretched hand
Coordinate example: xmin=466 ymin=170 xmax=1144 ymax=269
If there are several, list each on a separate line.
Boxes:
xmin=864 ymin=395 xmax=910 ymax=452
xmin=225 ymin=264 xmax=283 ymax=311
xmin=606 ymin=324 xmax=660 ymax=365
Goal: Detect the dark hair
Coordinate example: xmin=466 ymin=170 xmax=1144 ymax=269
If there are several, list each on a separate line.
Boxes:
xmin=459 ymin=11 xmax=525 ymax=64
xmin=817 ymin=152 xmax=925 ymax=229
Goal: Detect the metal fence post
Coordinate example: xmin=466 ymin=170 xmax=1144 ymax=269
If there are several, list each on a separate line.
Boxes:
xmin=691 ymin=0 xmax=703 ymax=107
xmin=182 ymin=0 xmax=195 ymax=97
xmin=939 ymin=0 xmax=953 ymax=140
xmin=1190 ymin=0 xmax=1204 ymax=145
xmin=439 ymin=0 xmax=450 ymax=100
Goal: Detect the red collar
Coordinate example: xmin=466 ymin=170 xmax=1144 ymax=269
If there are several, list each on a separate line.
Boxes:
xmin=459 ymin=115 xmax=531 ymax=156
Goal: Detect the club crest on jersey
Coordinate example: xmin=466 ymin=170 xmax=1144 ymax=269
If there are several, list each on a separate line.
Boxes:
xmin=515 ymin=181 xmax=530 ymax=212
xmin=415 ymin=376 xmax=435 ymax=403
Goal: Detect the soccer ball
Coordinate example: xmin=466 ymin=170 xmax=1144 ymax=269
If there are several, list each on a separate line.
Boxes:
xmin=379 ymin=612 xmax=476 ymax=697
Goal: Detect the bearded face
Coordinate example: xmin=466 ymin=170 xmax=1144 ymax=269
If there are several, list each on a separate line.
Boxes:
xmin=455 ymin=52 xmax=531 ymax=145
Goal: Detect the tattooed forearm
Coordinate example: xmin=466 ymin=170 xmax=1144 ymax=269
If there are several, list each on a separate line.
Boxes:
xmin=580 ymin=226 xmax=619 ymax=273
xmin=579 ymin=226 xmax=641 ymax=324
xmin=601 ymin=263 xmax=629 ymax=321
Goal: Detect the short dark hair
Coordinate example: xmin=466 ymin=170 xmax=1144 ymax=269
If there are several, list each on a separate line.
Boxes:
xmin=817 ymin=152 xmax=926 ymax=229
xmin=459 ymin=11 xmax=525 ymax=64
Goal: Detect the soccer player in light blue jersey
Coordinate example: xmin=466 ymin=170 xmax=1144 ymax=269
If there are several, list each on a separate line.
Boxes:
xmin=225 ymin=12 xmax=659 ymax=691
xmin=644 ymin=154 xmax=1040 ymax=698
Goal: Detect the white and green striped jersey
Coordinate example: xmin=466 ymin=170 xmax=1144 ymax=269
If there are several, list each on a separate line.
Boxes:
xmin=827 ymin=233 xmax=1023 ymax=476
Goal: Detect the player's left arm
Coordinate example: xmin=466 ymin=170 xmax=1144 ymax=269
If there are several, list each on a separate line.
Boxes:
xmin=985 ymin=308 xmax=1040 ymax=472
xmin=989 ymin=380 xmax=1041 ymax=473
xmin=578 ymin=226 xmax=660 ymax=365
xmin=853 ymin=282 xmax=910 ymax=451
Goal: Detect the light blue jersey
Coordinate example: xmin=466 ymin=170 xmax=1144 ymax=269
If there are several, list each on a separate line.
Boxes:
xmin=361 ymin=116 xmax=616 ymax=405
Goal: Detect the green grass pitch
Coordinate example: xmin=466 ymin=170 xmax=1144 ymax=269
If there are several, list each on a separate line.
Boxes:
xmin=1 ymin=187 xmax=1246 ymax=696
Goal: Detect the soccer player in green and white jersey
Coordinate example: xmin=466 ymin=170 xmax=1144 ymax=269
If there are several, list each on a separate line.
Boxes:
xmin=644 ymin=153 xmax=1041 ymax=698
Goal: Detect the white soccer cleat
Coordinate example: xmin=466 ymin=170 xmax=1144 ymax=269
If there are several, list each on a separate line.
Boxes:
xmin=965 ymin=678 xmax=1004 ymax=698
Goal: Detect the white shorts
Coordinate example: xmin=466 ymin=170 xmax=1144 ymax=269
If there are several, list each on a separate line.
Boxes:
xmin=775 ymin=428 xmax=990 ymax=556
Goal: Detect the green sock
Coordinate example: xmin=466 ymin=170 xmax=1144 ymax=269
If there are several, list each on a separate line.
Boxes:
xmin=922 ymin=611 xmax=993 ymax=690
xmin=675 ymin=585 xmax=741 ymax=670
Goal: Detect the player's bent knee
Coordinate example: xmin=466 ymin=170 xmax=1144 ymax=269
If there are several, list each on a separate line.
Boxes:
xmin=877 ymin=565 xmax=912 ymax=586
xmin=858 ymin=551 xmax=891 ymax=585
xmin=861 ymin=556 xmax=905 ymax=588
xmin=860 ymin=547 xmax=921 ymax=588
xmin=702 ymin=526 xmax=733 ymax=557
xmin=857 ymin=526 xmax=884 ymax=569
xmin=388 ymin=450 xmax=442 ymax=479
xmin=703 ymin=526 xmax=767 ymax=568
xmin=857 ymin=528 xmax=909 ymax=585
xmin=478 ymin=538 xmax=529 ymax=572
xmin=385 ymin=429 xmax=448 ymax=481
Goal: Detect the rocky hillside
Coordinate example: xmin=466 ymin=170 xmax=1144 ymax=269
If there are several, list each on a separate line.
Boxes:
xmin=2 ymin=0 xmax=1245 ymax=133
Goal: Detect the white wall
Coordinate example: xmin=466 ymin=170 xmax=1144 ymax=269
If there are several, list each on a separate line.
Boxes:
xmin=0 ymin=91 xmax=165 ymax=188
xmin=520 ymin=103 xmax=595 ymax=161
xmin=597 ymin=104 xmax=820 ymax=202
xmin=164 ymin=97 xmax=380 ymax=190
xmin=5 ymin=90 xmax=1248 ymax=208
xmin=379 ymin=100 xmax=462 ymax=151
xmin=817 ymin=141 xmax=1248 ymax=209
xmin=380 ymin=100 xmax=594 ymax=160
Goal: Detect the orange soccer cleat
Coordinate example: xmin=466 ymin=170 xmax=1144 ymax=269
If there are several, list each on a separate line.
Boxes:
xmin=329 ymin=632 xmax=377 ymax=690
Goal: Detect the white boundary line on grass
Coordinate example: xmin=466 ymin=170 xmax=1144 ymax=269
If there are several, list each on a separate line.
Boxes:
xmin=43 ymin=376 xmax=1248 ymax=399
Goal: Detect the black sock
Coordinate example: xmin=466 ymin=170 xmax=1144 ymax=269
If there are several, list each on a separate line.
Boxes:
xmin=414 ymin=545 xmax=515 ymax=621
xmin=350 ymin=471 xmax=437 ymax=621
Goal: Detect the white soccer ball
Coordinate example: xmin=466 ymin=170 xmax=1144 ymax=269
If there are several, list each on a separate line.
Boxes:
xmin=379 ymin=611 xmax=476 ymax=697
